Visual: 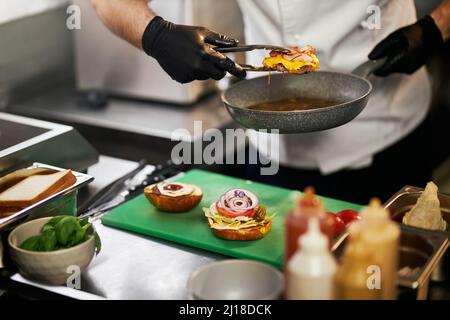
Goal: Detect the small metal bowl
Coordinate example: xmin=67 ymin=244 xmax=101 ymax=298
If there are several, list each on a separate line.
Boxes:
xmin=187 ymin=260 xmax=283 ymax=300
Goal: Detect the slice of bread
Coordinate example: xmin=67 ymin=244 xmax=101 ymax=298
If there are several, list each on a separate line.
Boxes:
xmin=0 ymin=167 xmax=56 ymax=193
xmin=0 ymin=170 xmax=76 ymax=208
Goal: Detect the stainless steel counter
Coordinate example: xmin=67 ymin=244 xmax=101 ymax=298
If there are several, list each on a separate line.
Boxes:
xmin=6 ymin=85 xmax=232 ymax=142
xmin=10 ymin=155 xmax=223 ymax=300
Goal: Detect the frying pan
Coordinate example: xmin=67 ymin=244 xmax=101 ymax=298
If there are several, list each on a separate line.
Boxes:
xmin=221 ymin=59 xmax=386 ymax=134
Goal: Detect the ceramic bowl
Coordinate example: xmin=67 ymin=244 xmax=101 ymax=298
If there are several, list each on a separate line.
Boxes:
xmin=8 ymin=217 xmax=95 ymax=285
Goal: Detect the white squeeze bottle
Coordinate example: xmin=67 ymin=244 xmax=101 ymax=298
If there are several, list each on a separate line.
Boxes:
xmin=286 ymin=218 xmax=337 ymax=300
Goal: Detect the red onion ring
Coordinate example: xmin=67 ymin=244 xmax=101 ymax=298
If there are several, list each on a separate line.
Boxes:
xmin=216 ymin=189 xmax=259 ymax=218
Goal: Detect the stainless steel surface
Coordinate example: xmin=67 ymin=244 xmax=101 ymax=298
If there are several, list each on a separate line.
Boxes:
xmin=0 ymin=6 xmax=73 ymax=108
xmin=0 ymin=163 xmax=94 ymax=230
xmin=0 ymin=112 xmax=98 ymax=174
xmin=332 ymin=226 xmax=449 ymax=300
xmin=385 ymin=186 xmax=450 ymax=282
xmin=72 ymin=0 xmax=244 ymax=104
xmin=10 ymin=156 xmax=223 ymax=299
xmin=0 ymin=119 xmax=48 ymax=150
xmin=7 ymin=86 xmax=233 ymax=142
xmin=221 ymin=59 xmax=386 ymax=134
xmin=187 ymin=260 xmax=283 ymax=300
xmin=216 ymin=45 xmax=292 ymax=54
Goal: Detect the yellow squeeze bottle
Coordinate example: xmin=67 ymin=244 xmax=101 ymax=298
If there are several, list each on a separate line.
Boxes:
xmin=358 ymin=198 xmax=400 ymax=300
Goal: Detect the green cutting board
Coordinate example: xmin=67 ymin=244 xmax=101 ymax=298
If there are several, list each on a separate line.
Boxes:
xmin=102 ymin=169 xmax=363 ymax=268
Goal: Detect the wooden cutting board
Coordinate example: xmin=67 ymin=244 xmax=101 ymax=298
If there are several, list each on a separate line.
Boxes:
xmin=102 ymin=169 xmax=362 ymax=268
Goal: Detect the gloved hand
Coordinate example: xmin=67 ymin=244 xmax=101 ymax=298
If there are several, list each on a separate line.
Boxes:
xmin=142 ymin=16 xmax=246 ymax=83
xmin=369 ymin=15 xmax=444 ymax=77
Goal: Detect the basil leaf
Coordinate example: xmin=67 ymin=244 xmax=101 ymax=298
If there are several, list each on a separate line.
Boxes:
xmin=41 ymin=224 xmax=55 ymax=233
xmin=71 ymin=224 xmax=91 ymax=246
xmin=55 ymin=216 xmax=80 ymax=245
xmin=19 ymin=216 xmax=102 ymax=252
xmin=94 ymin=231 xmax=102 ymax=255
xmin=78 ymin=216 xmax=90 ymax=227
xmin=43 ymin=216 xmax=66 ymax=229
xmin=20 ymin=235 xmax=42 ymax=251
xmin=39 ymin=229 xmax=57 ymax=251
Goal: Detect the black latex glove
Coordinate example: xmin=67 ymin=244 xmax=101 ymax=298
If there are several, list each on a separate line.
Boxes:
xmin=142 ymin=16 xmax=246 ymax=84
xmin=369 ymin=15 xmax=444 ymax=77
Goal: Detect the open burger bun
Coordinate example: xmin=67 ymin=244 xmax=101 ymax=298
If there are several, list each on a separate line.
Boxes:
xmin=144 ymin=183 xmax=203 ymax=213
xmin=209 ymin=220 xmax=272 ymax=241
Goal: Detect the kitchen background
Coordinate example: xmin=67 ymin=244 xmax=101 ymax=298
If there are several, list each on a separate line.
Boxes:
xmin=0 ymin=0 xmax=449 ymax=191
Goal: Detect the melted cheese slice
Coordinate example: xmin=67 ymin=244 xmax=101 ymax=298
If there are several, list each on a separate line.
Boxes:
xmin=263 ymin=54 xmax=320 ymax=73
xmin=203 ymin=204 xmax=274 ymax=231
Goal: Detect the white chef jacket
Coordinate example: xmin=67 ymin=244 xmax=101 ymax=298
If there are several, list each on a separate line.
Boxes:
xmin=237 ymin=0 xmax=431 ymax=174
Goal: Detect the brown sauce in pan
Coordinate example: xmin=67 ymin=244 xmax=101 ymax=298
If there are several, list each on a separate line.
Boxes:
xmin=247 ymin=97 xmax=338 ymax=112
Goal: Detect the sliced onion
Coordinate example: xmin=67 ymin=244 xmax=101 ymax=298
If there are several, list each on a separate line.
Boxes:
xmin=216 ymin=189 xmax=259 ymax=218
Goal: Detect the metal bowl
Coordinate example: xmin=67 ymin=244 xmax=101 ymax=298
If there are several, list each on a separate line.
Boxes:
xmin=187 ymin=260 xmax=283 ymax=300
xmin=384 ymin=186 xmax=450 ymax=283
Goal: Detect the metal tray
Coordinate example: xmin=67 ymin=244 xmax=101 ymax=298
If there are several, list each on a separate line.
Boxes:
xmin=384 ymin=186 xmax=450 ymax=284
xmin=0 ymin=163 xmax=94 ymax=230
xmin=385 ymin=186 xmax=450 ymax=236
xmin=332 ymin=225 xmax=449 ymax=300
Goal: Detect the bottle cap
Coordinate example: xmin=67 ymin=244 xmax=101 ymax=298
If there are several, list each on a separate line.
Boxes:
xmin=294 ymin=187 xmax=323 ymax=216
xmin=299 ymin=217 xmax=329 ymax=253
xmin=360 ymin=197 xmax=389 ymax=226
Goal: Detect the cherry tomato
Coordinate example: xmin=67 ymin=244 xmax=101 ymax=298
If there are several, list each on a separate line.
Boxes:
xmin=336 ymin=209 xmax=360 ymax=225
xmin=326 ymin=212 xmax=346 ymax=237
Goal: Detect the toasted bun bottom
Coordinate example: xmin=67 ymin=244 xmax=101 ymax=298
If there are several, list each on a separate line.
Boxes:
xmin=210 ymin=220 xmax=272 ymax=241
xmin=144 ymin=189 xmax=203 ymax=213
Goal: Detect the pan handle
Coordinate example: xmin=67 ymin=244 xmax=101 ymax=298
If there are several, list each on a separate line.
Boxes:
xmin=351 ymin=58 xmax=387 ymax=78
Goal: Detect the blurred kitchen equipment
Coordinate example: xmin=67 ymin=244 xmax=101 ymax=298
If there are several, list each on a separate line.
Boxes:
xmin=385 ymin=186 xmax=450 ymax=283
xmin=222 ymin=59 xmax=386 ymax=133
xmin=8 ymin=217 xmax=96 ymax=285
xmin=333 ymin=225 xmax=449 ymax=300
xmin=0 ymin=113 xmax=98 ymax=175
xmin=187 ymin=260 xmax=283 ymax=300
xmin=72 ymin=0 xmax=245 ymax=105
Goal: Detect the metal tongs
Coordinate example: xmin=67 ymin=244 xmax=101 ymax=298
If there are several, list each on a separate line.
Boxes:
xmin=78 ymin=160 xmax=181 ymax=220
xmin=215 ymin=44 xmax=293 ymax=72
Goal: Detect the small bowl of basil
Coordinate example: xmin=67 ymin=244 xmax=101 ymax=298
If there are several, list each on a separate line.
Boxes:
xmin=8 ymin=215 xmax=101 ymax=285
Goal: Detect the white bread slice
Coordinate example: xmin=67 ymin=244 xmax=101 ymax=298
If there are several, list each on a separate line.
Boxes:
xmin=0 ymin=170 xmax=76 ymax=208
xmin=0 ymin=167 xmax=55 ymax=193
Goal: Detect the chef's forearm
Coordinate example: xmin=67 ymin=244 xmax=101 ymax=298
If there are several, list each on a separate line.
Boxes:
xmin=431 ymin=0 xmax=450 ymax=41
xmin=91 ymin=0 xmax=155 ymax=49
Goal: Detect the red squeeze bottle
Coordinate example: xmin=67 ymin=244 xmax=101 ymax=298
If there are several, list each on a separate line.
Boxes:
xmin=284 ymin=187 xmax=334 ymax=268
